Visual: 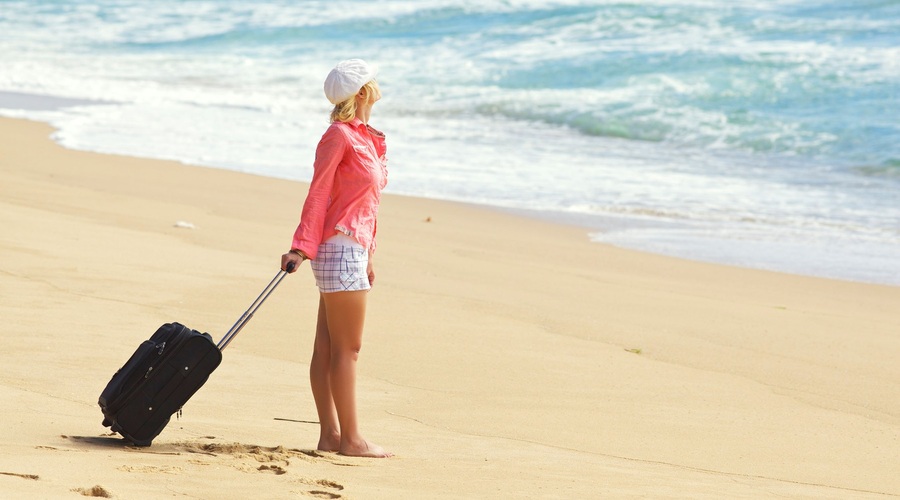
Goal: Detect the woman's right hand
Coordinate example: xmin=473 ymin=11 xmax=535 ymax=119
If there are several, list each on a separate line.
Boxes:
xmin=281 ymin=250 xmax=306 ymax=273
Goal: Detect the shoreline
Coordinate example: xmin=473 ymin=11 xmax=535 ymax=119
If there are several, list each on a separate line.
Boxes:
xmin=2 ymin=116 xmax=899 ymax=498
xmin=2 ymin=88 xmax=897 ymax=289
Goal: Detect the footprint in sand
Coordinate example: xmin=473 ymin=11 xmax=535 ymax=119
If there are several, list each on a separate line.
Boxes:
xmin=72 ymin=485 xmax=112 ymax=497
xmin=118 ymin=464 xmax=182 ymax=474
xmin=175 ymin=441 xmax=348 ymax=497
xmin=305 ymin=491 xmax=341 ymax=499
xmin=176 ymin=441 xmax=357 ymax=468
xmin=297 ymin=478 xmax=345 ymax=498
xmin=258 ymin=464 xmax=287 ymax=475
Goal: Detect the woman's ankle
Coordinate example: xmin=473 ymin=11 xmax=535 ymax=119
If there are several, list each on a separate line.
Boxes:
xmin=317 ymin=429 xmax=341 ymax=452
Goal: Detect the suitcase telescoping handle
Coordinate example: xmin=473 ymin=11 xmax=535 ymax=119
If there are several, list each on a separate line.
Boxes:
xmin=217 ymin=262 xmax=294 ymax=351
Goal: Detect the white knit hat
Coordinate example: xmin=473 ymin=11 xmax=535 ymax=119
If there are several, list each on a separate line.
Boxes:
xmin=323 ymin=59 xmax=378 ymax=105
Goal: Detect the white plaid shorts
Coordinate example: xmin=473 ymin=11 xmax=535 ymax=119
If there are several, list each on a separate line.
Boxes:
xmin=310 ymin=238 xmax=370 ymax=293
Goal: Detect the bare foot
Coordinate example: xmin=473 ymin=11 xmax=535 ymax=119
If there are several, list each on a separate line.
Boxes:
xmin=339 ymin=439 xmax=393 ymax=458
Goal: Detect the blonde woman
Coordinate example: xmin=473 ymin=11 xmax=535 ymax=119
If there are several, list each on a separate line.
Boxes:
xmin=281 ymin=59 xmax=390 ymax=458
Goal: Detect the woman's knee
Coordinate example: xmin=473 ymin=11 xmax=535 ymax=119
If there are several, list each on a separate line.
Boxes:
xmin=331 ymin=344 xmax=361 ymax=363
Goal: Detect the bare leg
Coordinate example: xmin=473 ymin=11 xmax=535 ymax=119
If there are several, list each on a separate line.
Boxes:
xmin=309 ymin=295 xmax=340 ymax=451
xmin=321 ymin=289 xmax=392 ymax=458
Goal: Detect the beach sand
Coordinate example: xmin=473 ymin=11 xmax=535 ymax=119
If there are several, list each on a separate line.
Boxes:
xmin=1 ymin=116 xmax=898 ymax=499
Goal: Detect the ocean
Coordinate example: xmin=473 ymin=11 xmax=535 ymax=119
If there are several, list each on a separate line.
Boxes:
xmin=1 ymin=0 xmax=898 ymax=286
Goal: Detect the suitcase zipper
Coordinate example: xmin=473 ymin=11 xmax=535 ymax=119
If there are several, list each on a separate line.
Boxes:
xmin=143 ymin=341 xmax=167 ymax=379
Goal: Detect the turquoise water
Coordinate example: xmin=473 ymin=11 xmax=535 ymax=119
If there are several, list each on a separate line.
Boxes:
xmin=1 ymin=0 xmax=898 ymax=285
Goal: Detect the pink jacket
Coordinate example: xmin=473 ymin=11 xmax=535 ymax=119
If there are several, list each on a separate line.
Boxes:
xmin=291 ymin=118 xmax=388 ymax=260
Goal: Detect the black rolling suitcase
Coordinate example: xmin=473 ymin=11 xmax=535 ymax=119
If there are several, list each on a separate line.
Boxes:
xmin=98 ymin=267 xmax=291 ymax=446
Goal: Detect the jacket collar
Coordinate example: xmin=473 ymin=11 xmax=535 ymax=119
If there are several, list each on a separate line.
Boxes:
xmin=346 ymin=117 xmax=366 ymax=130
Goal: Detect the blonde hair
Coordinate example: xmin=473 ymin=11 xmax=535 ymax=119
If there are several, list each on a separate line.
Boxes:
xmin=330 ymin=80 xmax=380 ymax=123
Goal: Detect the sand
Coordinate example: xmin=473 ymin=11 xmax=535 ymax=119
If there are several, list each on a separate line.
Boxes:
xmin=1 ymin=116 xmax=898 ymax=499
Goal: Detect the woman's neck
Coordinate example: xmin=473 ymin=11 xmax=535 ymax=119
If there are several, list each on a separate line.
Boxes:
xmin=356 ymin=104 xmax=371 ymax=124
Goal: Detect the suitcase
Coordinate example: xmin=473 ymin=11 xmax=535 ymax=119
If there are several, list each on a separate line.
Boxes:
xmin=98 ymin=266 xmax=291 ymax=446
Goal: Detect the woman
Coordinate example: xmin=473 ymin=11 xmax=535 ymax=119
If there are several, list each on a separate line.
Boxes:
xmin=281 ymin=59 xmax=391 ymax=458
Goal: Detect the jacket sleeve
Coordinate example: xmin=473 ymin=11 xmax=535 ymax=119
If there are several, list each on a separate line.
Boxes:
xmin=291 ymin=125 xmax=346 ymax=259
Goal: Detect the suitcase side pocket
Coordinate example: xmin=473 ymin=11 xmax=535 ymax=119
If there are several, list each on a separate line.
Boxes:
xmin=99 ymin=339 xmax=163 ymax=417
xmin=99 ymin=323 xmax=194 ymax=418
xmin=119 ymin=336 xmax=222 ymax=445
